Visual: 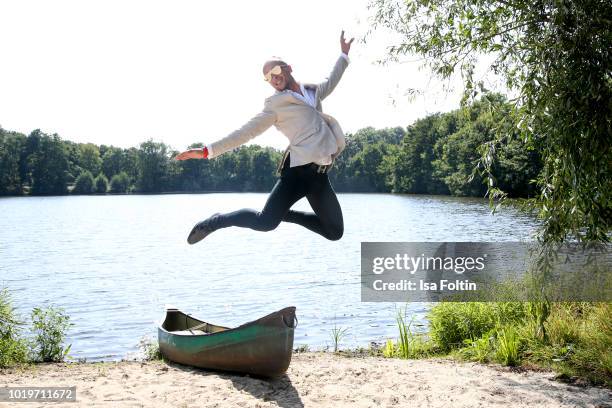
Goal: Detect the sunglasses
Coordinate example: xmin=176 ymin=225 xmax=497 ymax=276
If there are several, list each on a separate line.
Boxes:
xmin=264 ymin=64 xmax=286 ymax=82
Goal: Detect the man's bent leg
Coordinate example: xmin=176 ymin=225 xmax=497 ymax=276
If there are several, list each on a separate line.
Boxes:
xmin=283 ymin=174 xmax=344 ymax=240
xmin=214 ymin=174 xmax=305 ymax=232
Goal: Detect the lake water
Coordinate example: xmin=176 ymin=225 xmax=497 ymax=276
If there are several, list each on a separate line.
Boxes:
xmin=0 ymin=193 xmax=538 ymax=361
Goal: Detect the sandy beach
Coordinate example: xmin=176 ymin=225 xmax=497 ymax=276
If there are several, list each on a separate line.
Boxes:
xmin=1 ymin=353 xmax=610 ymax=408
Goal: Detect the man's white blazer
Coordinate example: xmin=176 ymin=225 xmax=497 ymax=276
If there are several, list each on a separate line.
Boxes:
xmin=208 ymin=55 xmax=349 ymax=173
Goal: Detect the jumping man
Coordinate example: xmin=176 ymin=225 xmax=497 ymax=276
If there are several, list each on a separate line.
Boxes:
xmin=175 ymin=31 xmax=354 ymax=244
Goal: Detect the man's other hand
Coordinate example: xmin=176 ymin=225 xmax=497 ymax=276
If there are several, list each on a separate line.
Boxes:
xmin=175 ymin=148 xmax=208 ymax=160
xmin=340 ymin=30 xmax=354 ymax=55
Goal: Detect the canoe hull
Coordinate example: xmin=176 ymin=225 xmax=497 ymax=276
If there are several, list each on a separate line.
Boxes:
xmin=158 ymin=307 xmax=296 ymax=378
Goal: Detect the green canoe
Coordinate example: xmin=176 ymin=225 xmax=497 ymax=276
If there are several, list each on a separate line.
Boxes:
xmin=158 ymin=306 xmax=296 ymax=378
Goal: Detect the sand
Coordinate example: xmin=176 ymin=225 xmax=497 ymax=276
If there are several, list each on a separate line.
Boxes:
xmin=1 ymin=353 xmax=610 ymax=408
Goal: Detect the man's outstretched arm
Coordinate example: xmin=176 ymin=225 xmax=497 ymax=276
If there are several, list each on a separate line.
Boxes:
xmin=175 ymin=102 xmax=277 ymax=161
xmin=317 ymin=30 xmax=354 ymax=101
xmin=206 ymin=104 xmax=276 ymax=158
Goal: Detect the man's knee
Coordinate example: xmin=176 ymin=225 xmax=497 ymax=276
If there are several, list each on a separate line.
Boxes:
xmin=326 ymin=225 xmax=344 ymax=241
xmin=256 ymin=212 xmax=281 ymax=232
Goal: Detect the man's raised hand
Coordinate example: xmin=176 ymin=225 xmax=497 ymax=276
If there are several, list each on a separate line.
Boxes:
xmin=340 ymin=30 xmax=354 ymax=55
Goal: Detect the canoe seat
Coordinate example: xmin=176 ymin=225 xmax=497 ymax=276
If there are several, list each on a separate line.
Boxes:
xmin=171 ymin=329 xmax=209 ymax=336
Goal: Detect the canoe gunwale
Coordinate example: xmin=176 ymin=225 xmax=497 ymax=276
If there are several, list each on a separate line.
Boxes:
xmin=158 ymin=306 xmax=297 ymax=337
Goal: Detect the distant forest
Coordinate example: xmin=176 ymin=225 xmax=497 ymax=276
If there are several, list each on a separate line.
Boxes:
xmin=0 ymin=93 xmax=541 ymax=197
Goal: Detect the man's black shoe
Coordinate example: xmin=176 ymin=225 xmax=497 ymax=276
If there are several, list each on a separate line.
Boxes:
xmin=187 ymin=213 xmax=221 ymax=245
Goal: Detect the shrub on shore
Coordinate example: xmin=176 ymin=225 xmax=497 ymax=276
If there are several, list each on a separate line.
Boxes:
xmin=428 ymin=301 xmax=611 ymax=386
xmin=94 ymin=174 xmax=109 ymax=193
xmin=73 ymin=171 xmax=95 ymax=194
xmin=31 ymin=306 xmax=72 ymax=362
xmin=0 ymin=289 xmax=29 ymax=367
xmin=0 ymin=288 xmax=72 ymax=366
xmin=378 ymin=300 xmax=610 ymax=386
xmin=110 ymin=172 xmax=130 ymax=193
xmin=428 ymin=302 xmax=527 ymax=352
xmin=528 ymin=302 xmax=611 ymax=385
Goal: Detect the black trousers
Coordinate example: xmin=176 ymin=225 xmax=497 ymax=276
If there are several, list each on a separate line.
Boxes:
xmin=214 ymin=155 xmax=344 ymax=241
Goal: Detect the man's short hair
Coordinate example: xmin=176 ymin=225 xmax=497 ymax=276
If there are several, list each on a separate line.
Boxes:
xmin=268 ymin=56 xmax=287 ymax=65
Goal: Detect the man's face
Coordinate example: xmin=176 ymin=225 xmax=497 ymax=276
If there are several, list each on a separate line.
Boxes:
xmin=263 ymin=63 xmax=290 ymax=92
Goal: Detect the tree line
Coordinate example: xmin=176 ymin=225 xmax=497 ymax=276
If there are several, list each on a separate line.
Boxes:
xmin=0 ymin=93 xmax=541 ymax=197
xmin=331 ymin=93 xmax=541 ymax=197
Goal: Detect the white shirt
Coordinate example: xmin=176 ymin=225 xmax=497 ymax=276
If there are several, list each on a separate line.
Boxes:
xmin=289 ymin=84 xmax=316 ymax=109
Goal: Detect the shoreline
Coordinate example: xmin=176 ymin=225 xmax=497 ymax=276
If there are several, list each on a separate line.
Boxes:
xmin=1 ymin=353 xmax=610 ymax=408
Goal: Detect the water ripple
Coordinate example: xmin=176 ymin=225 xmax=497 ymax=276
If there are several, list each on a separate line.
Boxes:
xmin=0 ymin=193 xmax=537 ymax=360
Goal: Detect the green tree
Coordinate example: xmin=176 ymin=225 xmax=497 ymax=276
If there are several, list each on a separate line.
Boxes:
xmin=62 ymin=141 xmax=81 ymax=184
xmin=137 ymin=140 xmax=170 ymax=193
xmin=234 ymin=147 xmax=253 ymax=191
xmin=177 ymin=143 xmax=213 ymax=191
xmin=110 ymin=172 xmax=130 ymax=193
xmin=123 ymin=147 xmax=140 ymax=185
xmin=101 ymin=147 xmax=124 ymax=179
xmin=369 ymin=0 xmax=611 ymax=243
xmin=348 ymin=142 xmax=389 ymax=192
xmin=28 ymin=132 xmax=69 ymax=195
xmin=251 ymin=148 xmax=279 ymax=191
xmin=431 ymin=95 xmax=508 ymax=196
xmin=433 ymin=125 xmax=488 ymax=196
xmin=210 ymin=153 xmax=237 ymax=190
xmin=98 ymin=144 xmax=109 ymax=158
xmin=386 ymin=114 xmax=450 ymax=194
xmin=19 ymin=129 xmax=41 ymax=188
xmin=73 ymin=171 xmax=94 ymax=194
xmin=78 ymin=143 xmax=102 ymax=176
xmin=494 ymin=134 xmax=541 ymax=198
xmin=331 ymin=127 xmax=405 ymax=191
xmin=94 ymin=173 xmax=108 ymax=193
xmin=0 ymin=129 xmax=26 ymax=195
